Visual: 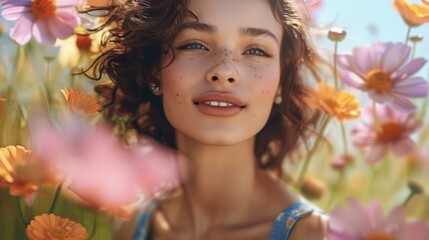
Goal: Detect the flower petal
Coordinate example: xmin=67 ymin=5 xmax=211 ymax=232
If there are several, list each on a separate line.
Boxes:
xmin=48 ymin=14 xmax=78 ymax=39
xmin=390 ymin=95 xmax=417 ymax=113
xmin=32 ymin=19 xmax=56 ymax=45
xmin=341 ymin=71 xmax=369 ymax=90
xmin=391 ymin=76 xmax=429 ymax=98
xmin=368 ymin=90 xmax=393 ymax=103
xmin=9 ymin=13 xmax=34 ymax=45
xmin=391 ymin=138 xmax=416 ymax=157
xmin=397 ymin=222 xmax=429 ymax=240
xmin=393 ymin=58 xmax=427 ymax=80
xmin=381 ymin=43 xmax=410 ymax=73
xmin=55 ymin=0 xmax=81 ymax=7
xmin=365 ymin=143 xmax=387 ymax=163
xmin=0 ymin=1 xmax=31 ymax=21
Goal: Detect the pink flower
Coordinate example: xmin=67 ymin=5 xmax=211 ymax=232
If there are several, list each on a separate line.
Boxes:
xmin=329 ymin=199 xmax=429 ymax=240
xmin=351 ymin=104 xmax=421 ymax=164
xmin=32 ymin=116 xmax=180 ymax=217
xmin=338 ymin=42 xmax=428 ymax=113
xmin=0 ymin=0 xmax=80 ymax=45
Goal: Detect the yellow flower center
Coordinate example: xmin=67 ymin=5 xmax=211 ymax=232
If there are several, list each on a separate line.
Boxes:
xmin=377 ymin=122 xmax=404 ymax=142
xmin=76 ymin=34 xmax=92 ymax=51
xmin=366 ymin=70 xmax=392 ymax=93
xmin=364 ymin=231 xmax=398 ymax=240
xmin=30 ymin=0 xmax=57 ymax=19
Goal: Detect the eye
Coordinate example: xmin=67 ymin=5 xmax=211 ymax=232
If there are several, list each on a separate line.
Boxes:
xmin=177 ymin=41 xmax=209 ymax=51
xmin=244 ymin=47 xmax=270 ymax=57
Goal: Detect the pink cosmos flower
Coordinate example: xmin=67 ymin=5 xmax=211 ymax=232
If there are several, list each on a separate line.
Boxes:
xmin=351 ymin=104 xmax=421 ymax=164
xmin=338 ymin=42 xmax=428 ymax=113
xmin=0 ymin=0 xmax=80 ymax=45
xmin=329 ymin=199 xmax=429 ymax=240
xmin=32 ymin=115 xmax=180 ymax=217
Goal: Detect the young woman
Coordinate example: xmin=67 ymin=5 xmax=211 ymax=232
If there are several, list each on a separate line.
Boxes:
xmin=89 ymin=0 xmax=328 ymax=239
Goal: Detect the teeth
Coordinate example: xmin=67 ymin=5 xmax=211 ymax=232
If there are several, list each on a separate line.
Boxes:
xmin=204 ymin=101 xmax=233 ymax=107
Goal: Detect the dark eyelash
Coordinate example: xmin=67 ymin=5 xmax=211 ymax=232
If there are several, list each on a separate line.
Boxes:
xmin=177 ymin=41 xmax=208 ymax=51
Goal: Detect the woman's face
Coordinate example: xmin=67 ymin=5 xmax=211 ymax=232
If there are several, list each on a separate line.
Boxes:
xmin=159 ymin=0 xmax=283 ymax=146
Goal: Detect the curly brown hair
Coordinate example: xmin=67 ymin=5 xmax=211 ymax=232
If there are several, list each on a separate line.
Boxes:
xmin=86 ymin=0 xmax=322 ymax=176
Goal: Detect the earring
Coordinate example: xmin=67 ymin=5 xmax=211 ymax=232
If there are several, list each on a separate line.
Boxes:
xmin=151 ymin=85 xmax=161 ymax=96
xmin=274 ymin=95 xmax=282 ymax=104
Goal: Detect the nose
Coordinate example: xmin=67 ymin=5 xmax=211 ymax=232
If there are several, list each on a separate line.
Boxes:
xmin=206 ymin=55 xmax=240 ymax=85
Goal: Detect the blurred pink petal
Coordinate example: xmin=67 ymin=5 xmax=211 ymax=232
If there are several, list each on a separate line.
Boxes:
xmin=391 ymin=138 xmax=415 ymax=157
xmin=352 ymin=104 xmax=420 ymax=164
xmin=9 ymin=13 xmax=34 ymax=45
xmin=394 ymin=58 xmax=427 ymax=80
xmin=381 ymin=43 xmax=410 ymax=73
xmin=329 ymin=199 xmax=429 ymax=239
xmin=0 ymin=1 xmax=30 ymax=21
xmin=391 ymin=95 xmax=417 ymax=113
xmin=33 ymin=19 xmax=56 ymax=45
xmin=392 ymin=77 xmax=429 ymax=97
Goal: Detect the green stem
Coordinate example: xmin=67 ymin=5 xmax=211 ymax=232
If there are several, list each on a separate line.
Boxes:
xmin=88 ymin=211 xmax=98 ymax=239
xmin=326 ymin=169 xmax=345 ymax=209
xmin=333 ymin=41 xmax=340 ymax=90
xmin=402 ymin=191 xmax=416 ymax=207
xmin=404 ymin=26 xmax=412 ymax=46
xmin=16 ymin=197 xmax=28 ymax=226
xmin=295 ymin=117 xmax=331 ymax=189
xmin=372 ymin=101 xmax=382 ymax=133
xmin=49 ymin=182 xmax=63 ymax=214
xmin=340 ymin=122 xmax=348 ymax=155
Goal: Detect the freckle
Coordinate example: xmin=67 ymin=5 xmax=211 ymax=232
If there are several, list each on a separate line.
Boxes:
xmin=259 ymin=76 xmax=262 ymax=79
xmin=229 ymin=50 xmax=232 ymax=54
xmin=176 ymin=93 xmax=179 ymax=97
xmin=253 ymin=114 xmax=256 ymax=118
xmin=178 ymin=101 xmax=181 ymax=105
xmin=261 ymin=91 xmax=264 ymax=94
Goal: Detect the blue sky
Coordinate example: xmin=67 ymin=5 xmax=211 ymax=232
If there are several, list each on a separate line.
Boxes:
xmin=317 ymin=0 xmax=429 ymax=61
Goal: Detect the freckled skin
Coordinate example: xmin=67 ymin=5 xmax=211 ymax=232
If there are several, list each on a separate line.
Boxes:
xmin=159 ymin=0 xmax=283 ymax=145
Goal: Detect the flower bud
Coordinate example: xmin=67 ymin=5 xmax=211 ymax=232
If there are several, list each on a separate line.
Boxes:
xmin=330 ymin=154 xmax=354 ymax=171
xmin=408 ymin=35 xmax=423 ymax=43
xmin=408 ymin=181 xmax=424 ymax=194
xmin=328 ymin=27 xmax=347 ymax=42
xmin=300 ymin=177 xmax=326 ymax=199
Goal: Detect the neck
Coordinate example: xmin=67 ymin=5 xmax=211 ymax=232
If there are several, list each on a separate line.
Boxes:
xmin=174 ymin=133 xmax=262 ymax=227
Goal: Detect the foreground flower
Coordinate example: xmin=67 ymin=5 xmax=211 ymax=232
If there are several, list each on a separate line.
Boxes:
xmin=329 ymin=199 xmax=429 ymax=240
xmin=423 ymin=0 xmax=429 ymax=6
xmin=304 ymin=82 xmax=361 ymax=121
xmin=393 ymin=0 xmax=429 ymax=27
xmin=351 ymin=104 xmax=421 ymax=163
xmin=0 ymin=145 xmax=61 ymax=203
xmin=33 ymin=117 xmax=180 ymax=217
xmin=26 ymin=214 xmax=88 ymax=240
xmin=0 ymin=0 xmax=81 ymax=45
xmin=61 ymin=88 xmax=101 ymax=116
xmin=338 ymin=42 xmax=428 ymax=113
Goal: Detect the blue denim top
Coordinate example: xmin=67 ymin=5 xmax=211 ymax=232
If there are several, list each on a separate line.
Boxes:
xmin=133 ymin=202 xmax=317 ymax=240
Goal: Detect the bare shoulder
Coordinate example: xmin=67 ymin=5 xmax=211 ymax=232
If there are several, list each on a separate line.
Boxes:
xmin=288 ymin=211 xmax=329 ymax=240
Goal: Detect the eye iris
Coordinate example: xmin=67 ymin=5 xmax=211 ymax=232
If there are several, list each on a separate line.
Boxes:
xmin=187 ymin=44 xmax=204 ymax=49
xmin=249 ymin=49 xmax=264 ymax=56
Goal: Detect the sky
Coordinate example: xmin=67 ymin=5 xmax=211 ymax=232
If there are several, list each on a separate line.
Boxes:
xmin=316 ymin=0 xmax=429 ymax=65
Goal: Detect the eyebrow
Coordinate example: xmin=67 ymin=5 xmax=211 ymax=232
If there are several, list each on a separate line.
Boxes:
xmin=179 ymin=22 xmax=279 ymax=44
xmin=239 ymin=27 xmax=279 ymax=44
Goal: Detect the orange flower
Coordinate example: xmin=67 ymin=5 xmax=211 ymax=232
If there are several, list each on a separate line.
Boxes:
xmin=393 ymin=0 xmax=429 ymax=27
xmin=61 ymin=88 xmax=101 ymax=116
xmin=423 ymin=0 xmax=429 ymax=6
xmin=304 ymin=82 xmax=361 ymax=121
xmin=26 ymin=214 xmax=88 ymax=240
xmin=0 ymin=145 xmax=61 ymax=199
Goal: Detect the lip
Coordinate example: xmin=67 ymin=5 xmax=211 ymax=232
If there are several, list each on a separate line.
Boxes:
xmin=193 ymin=92 xmax=246 ymax=117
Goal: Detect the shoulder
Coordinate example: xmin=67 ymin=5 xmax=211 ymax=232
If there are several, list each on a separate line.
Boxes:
xmin=288 ymin=211 xmax=328 ymax=240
